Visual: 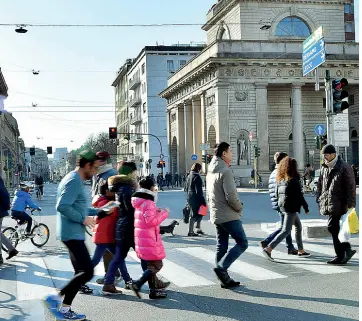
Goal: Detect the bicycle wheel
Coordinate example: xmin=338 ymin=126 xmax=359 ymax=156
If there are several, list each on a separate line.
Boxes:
xmin=30 ymin=223 xmax=50 ymax=247
xmin=86 ymin=226 xmax=92 ymax=237
xmin=2 ymin=227 xmax=19 ymax=252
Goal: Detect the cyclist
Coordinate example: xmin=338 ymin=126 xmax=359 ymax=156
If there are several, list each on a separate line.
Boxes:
xmin=35 ymin=175 xmax=44 ymax=197
xmin=11 ymin=183 xmax=41 ymax=236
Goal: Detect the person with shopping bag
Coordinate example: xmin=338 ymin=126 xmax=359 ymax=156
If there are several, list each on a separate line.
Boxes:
xmin=316 ymin=144 xmax=357 ymax=265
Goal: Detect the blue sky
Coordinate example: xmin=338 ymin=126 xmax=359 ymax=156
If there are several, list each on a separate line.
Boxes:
xmin=0 ymin=0 xmax=359 ymax=150
xmin=0 ymin=0 xmax=215 ymax=150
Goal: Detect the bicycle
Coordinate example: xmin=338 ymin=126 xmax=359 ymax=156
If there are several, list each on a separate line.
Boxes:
xmin=36 ymin=185 xmax=43 ymax=201
xmin=1 ymin=208 xmax=50 ymax=252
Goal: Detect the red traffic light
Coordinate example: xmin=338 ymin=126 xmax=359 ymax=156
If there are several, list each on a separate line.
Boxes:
xmin=109 ymin=127 xmax=117 ymax=139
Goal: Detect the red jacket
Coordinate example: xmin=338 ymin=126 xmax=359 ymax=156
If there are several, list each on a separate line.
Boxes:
xmin=92 ymin=195 xmax=118 ymax=244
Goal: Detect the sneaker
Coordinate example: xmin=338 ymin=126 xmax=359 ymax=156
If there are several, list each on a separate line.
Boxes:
xmin=79 ymin=284 xmax=93 ymax=294
xmin=6 ymin=249 xmax=19 ymax=260
xmin=259 ymin=241 xmax=268 ymax=249
xmin=149 ymin=289 xmax=167 ymax=299
xmin=221 ymin=279 xmax=241 ymax=289
xmin=288 ymin=249 xmax=298 ymax=255
xmin=124 ymin=280 xmax=133 ymax=290
xmin=342 ymin=249 xmax=356 ymax=264
xmin=327 ymin=257 xmax=344 ymax=265
xmin=262 ymin=249 xmax=274 ymax=261
xmin=196 ymin=230 xmax=205 ymax=235
xmin=56 ymin=309 xmax=86 ymax=321
xmin=44 ymin=294 xmax=61 ymax=315
xmin=101 ymin=284 xmax=123 ymax=296
xmin=131 ymin=282 xmax=142 ymax=299
xmin=187 ymin=232 xmax=200 ymax=237
xmin=298 ymin=252 xmax=311 ymax=257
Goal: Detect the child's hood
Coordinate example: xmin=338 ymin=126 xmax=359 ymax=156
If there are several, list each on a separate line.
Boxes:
xmin=92 ymin=195 xmax=109 ymax=208
xmin=131 ymin=188 xmax=156 ymax=208
xmin=15 ymin=190 xmax=30 ymax=198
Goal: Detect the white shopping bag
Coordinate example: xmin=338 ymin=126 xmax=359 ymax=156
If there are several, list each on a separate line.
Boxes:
xmin=338 ymin=214 xmax=351 ymax=243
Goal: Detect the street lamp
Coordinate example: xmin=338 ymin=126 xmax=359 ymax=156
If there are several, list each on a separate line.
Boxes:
xmin=15 ymin=25 xmax=28 ymax=34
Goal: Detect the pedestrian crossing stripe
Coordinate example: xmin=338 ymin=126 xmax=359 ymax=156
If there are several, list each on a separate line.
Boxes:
xmin=177 ymin=247 xmax=287 ymax=281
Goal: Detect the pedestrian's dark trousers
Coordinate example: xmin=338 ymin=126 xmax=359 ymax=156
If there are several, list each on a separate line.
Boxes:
xmin=60 ymin=240 xmax=94 ymax=305
xmin=328 ymin=215 xmax=351 ymax=260
xmin=138 ymin=259 xmax=163 ymax=290
xmin=11 ymin=210 xmax=32 ymax=233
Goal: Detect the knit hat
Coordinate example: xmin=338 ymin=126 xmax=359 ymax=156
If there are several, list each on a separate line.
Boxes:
xmin=96 ymin=151 xmax=112 ymax=163
xmin=321 ymin=144 xmax=337 ymax=154
xmin=118 ymin=162 xmax=137 ymax=175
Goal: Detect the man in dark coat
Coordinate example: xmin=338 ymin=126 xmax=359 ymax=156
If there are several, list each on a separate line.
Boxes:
xmin=0 ymin=176 xmax=18 ymax=263
xmin=317 ymin=144 xmax=357 ymax=265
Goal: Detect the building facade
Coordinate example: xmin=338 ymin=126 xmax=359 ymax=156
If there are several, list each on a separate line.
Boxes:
xmin=112 ymin=59 xmax=133 ymax=162
xmin=28 ymin=147 xmax=49 ymax=180
xmin=160 ymin=0 xmax=359 ymax=184
xmin=125 ymin=45 xmax=204 ymax=176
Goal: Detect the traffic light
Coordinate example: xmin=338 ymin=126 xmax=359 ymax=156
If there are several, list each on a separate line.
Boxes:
xmin=254 ymin=146 xmax=261 ymax=158
xmin=321 ymin=134 xmax=327 ymax=147
xmin=47 ymin=146 xmax=52 ymax=154
xmin=157 ymin=160 xmax=165 ymax=168
xmin=315 ymin=136 xmax=321 ymax=150
xmin=109 ymin=127 xmax=117 ymax=139
xmin=332 ymin=78 xmax=349 ymax=114
xmin=30 ymin=147 xmax=35 ymax=156
xmin=202 ymin=155 xmax=206 ymax=163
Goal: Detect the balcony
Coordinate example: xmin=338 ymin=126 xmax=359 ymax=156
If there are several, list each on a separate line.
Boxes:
xmin=130 ymin=134 xmax=143 ymax=143
xmin=130 ymin=112 xmax=142 ymax=125
xmin=129 ymin=75 xmax=141 ymax=90
xmin=129 ymin=95 xmax=141 ymax=107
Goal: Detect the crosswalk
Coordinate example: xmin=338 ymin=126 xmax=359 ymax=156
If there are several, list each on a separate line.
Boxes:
xmin=0 ymin=239 xmax=358 ymax=320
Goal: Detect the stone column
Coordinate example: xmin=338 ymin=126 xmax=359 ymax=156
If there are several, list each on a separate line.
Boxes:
xmin=184 ymin=101 xmax=194 ymax=172
xmin=177 ymin=105 xmax=186 ymax=174
xmin=200 ymin=93 xmax=207 ymax=172
xmin=292 ymin=84 xmax=305 ymax=170
xmin=166 ymin=110 xmax=171 ymax=174
xmin=255 ymin=83 xmax=269 ymax=172
xmin=192 ymin=97 xmax=202 ymax=163
xmin=215 ymin=85 xmax=230 ymax=143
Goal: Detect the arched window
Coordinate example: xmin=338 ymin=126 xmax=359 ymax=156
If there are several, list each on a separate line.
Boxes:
xmin=276 ymin=16 xmax=310 ymax=37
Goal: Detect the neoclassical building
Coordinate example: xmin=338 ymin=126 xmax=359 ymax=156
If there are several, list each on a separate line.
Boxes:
xmin=160 ymin=0 xmax=359 ymax=184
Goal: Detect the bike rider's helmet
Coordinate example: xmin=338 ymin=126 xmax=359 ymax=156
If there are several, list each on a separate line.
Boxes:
xmin=19 ymin=182 xmax=32 ymax=191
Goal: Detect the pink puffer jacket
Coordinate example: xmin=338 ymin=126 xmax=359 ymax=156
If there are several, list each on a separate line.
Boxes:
xmin=131 ymin=191 xmax=168 ymax=261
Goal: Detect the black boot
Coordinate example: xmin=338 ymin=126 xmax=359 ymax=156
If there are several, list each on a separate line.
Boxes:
xmin=6 ymin=249 xmax=18 ymax=260
xmin=149 ymin=289 xmax=167 ymax=299
xmin=213 ymin=267 xmax=231 ymax=285
xmin=0 ymin=255 xmax=3 ymax=265
xmin=342 ymin=249 xmax=357 ymax=264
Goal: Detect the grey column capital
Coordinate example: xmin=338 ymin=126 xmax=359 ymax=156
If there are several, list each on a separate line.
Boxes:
xmin=255 ymin=83 xmax=268 ymax=89
xmin=291 ymin=83 xmax=305 ymax=89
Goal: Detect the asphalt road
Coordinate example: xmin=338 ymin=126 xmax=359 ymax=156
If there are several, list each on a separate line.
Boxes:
xmin=0 ymin=183 xmax=359 ymax=321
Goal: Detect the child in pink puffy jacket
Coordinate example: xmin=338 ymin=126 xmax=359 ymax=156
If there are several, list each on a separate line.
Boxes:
xmin=130 ymin=177 xmax=169 ymax=299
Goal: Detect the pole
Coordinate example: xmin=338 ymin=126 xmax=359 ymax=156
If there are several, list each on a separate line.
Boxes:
xmin=325 ymin=70 xmax=334 ymax=145
xmin=254 ymin=146 xmax=257 ymax=189
xmin=315 ymin=68 xmax=320 ymax=91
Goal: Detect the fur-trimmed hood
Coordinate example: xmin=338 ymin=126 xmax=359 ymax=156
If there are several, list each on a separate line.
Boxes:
xmin=108 ymin=174 xmax=138 ymax=192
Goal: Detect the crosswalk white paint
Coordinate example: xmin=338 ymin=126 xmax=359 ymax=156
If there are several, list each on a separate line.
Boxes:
xmin=177 ymin=247 xmax=287 ymax=281
xmin=246 ymin=245 xmax=352 ymax=275
xmin=303 ymin=242 xmax=359 ymax=260
xmin=127 ymin=251 xmax=215 ymax=287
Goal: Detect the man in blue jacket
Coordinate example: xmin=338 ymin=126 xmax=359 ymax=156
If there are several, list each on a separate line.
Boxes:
xmin=260 ymin=152 xmax=297 ymax=254
xmin=44 ymin=150 xmax=111 ymax=321
xmin=0 ymin=176 xmax=18 ymax=264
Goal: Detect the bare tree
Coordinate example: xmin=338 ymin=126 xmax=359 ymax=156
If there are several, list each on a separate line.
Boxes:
xmin=80 ymin=132 xmax=117 ymax=164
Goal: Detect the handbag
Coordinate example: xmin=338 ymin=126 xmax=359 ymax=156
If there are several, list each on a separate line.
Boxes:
xmin=198 ymin=205 xmax=208 ymax=216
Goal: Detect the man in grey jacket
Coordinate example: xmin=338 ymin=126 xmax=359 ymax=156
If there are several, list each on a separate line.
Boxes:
xmin=206 ymin=142 xmax=247 ymax=289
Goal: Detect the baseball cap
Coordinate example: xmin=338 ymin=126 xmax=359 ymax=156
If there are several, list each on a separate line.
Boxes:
xmin=78 ymin=150 xmax=97 ymax=162
xmin=96 ymin=151 xmax=111 ymax=162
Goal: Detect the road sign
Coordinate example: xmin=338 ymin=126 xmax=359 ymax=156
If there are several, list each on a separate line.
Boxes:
xmin=191 ymin=154 xmax=198 ymax=161
xmin=249 ymin=132 xmax=253 ymax=142
xmin=302 ymin=26 xmax=325 ymax=76
xmin=334 ymin=110 xmax=350 ymax=147
xmin=314 ymin=124 xmax=326 ymax=136
xmin=139 ymin=163 xmax=143 ymax=169
xmin=200 ymin=143 xmax=210 ymax=151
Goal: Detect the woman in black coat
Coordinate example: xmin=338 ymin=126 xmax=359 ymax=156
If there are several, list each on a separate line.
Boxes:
xmin=185 ymin=163 xmax=206 ymax=236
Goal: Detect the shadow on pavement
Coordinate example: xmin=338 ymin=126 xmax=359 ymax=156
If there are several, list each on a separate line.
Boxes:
xmin=0 ymin=291 xmax=30 ymax=321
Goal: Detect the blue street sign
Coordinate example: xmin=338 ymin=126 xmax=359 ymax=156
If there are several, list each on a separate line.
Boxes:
xmin=314 ymin=124 xmax=326 ymax=136
xmin=139 ymin=163 xmax=143 ymax=169
xmin=302 ymin=26 xmax=325 ymax=76
xmin=303 ymin=49 xmax=326 ymax=76
xmin=191 ymin=154 xmax=198 ymax=161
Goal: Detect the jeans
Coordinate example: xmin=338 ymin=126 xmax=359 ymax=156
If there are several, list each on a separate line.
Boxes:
xmin=269 ymin=213 xmax=303 ymax=250
xmin=11 ymin=210 xmax=32 ymax=233
xmin=328 ymin=215 xmax=351 ymax=260
xmin=0 ymin=217 xmax=15 ymax=254
xmin=104 ymin=244 xmax=131 ymax=285
xmin=91 ymin=243 xmax=115 ymax=268
xmin=215 ymin=219 xmax=248 ymax=271
xmin=60 ymin=240 xmax=94 ymax=306
xmin=263 ymin=212 xmax=295 ymax=250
